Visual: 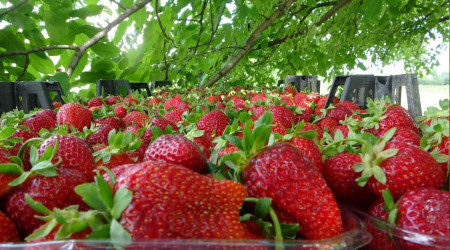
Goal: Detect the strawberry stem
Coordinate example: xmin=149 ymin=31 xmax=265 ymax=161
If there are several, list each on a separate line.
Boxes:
xmin=321 ymin=138 xmax=367 ymax=152
xmin=244 ymin=197 xmax=284 ymax=242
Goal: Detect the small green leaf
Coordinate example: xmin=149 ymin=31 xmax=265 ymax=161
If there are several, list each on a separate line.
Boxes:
xmin=95 ymin=174 xmax=114 ymax=211
xmin=110 ymin=219 xmax=131 ymax=244
xmin=255 ymin=197 xmax=272 ymax=219
xmin=280 ymin=223 xmax=299 ymax=239
xmin=107 ymin=129 xmax=116 ymax=146
xmin=25 ymin=219 xmax=58 ymax=241
xmin=0 ymin=127 xmax=16 ymax=139
xmin=9 ymin=171 xmax=32 ymax=186
xmin=353 ymin=162 xmax=364 ymax=172
xmin=29 ymin=146 xmax=39 ymax=166
xmin=381 ymin=189 xmax=395 ymax=211
xmin=383 ymin=128 xmax=397 ymax=142
xmin=25 ymin=194 xmax=52 ymax=214
xmin=75 ymin=183 xmax=107 ymax=211
xmin=111 ymin=188 xmax=132 ymax=220
xmin=388 ymin=208 xmax=398 ymax=225
xmin=225 ymin=135 xmax=243 ymax=151
xmin=0 ymin=163 xmax=24 ymax=174
xmin=373 ymin=165 xmax=387 ymax=184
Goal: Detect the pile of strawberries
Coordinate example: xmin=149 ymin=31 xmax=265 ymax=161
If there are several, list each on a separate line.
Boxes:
xmin=0 ymin=84 xmax=448 ymax=249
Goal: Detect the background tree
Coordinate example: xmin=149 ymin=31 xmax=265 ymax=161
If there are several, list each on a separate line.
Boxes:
xmin=0 ymin=0 xmax=448 ymax=93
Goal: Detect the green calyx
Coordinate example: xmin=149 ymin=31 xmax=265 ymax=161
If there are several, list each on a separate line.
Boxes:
xmin=361 ymin=97 xmax=391 ymax=130
xmin=26 ymin=170 xmax=132 ymax=243
xmin=353 ymin=128 xmax=399 ymax=187
xmin=0 ymin=138 xmax=60 ymax=186
xmin=242 ymin=197 xmax=299 ymax=243
xmin=93 ymin=130 xmax=142 ymax=163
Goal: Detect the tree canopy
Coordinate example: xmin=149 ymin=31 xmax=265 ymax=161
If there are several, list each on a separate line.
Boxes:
xmin=0 ymin=0 xmax=448 ymax=92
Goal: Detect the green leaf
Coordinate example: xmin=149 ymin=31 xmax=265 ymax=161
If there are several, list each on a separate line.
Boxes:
xmin=280 ymin=223 xmax=299 ymax=239
xmin=74 ymin=183 xmax=107 ymax=211
xmin=388 ymin=208 xmax=398 ymax=225
xmin=224 ymin=135 xmax=243 ymax=151
xmin=25 ymin=219 xmax=58 ymax=241
xmin=25 ymin=194 xmax=52 ymax=215
xmin=0 ymin=163 xmax=23 ymax=174
xmin=0 ymin=127 xmax=16 ymax=139
xmin=383 ymin=128 xmax=397 ymax=142
xmin=9 ymin=171 xmax=32 ymax=186
xmin=91 ymin=42 xmax=120 ymax=58
xmin=110 ymin=219 xmax=131 ymax=244
xmin=255 ymin=197 xmax=272 ymax=219
xmin=353 ymin=162 xmax=364 ymax=172
xmin=373 ymin=165 xmax=387 ymax=184
xmin=95 ymin=174 xmax=114 ymax=211
xmin=381 ymin=189 xmax=395 ymax=211
xmin=111 ymin=188 xmax=132 ymax=220
xmin=242 ymin=122 xmax=253 ymax=152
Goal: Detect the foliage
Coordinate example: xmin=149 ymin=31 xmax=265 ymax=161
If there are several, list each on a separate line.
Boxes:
xmin=0 ymin=0 xmax=448 ymax=91
xmin=419 ymin=70 xmax=449 ymax=85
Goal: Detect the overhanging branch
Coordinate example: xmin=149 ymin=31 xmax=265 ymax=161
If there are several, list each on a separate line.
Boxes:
xmin=0 ymin=0 xmax=28 ymax=18
xmin=67 ymin=0 xmax=152 ymax=77
xmin=0 ymin=45 xmax=78 ymax=58
xmin=201 ymin=0 xmax=295 ymax=88
xmin=155 ymin=0 xmax=175 ymax=44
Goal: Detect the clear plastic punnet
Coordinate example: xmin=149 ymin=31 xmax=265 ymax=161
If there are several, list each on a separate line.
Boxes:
xmin=351 ymin=207 xmax=450 ymax=250
xmin=0 ymin=207 xmax=371 ymax=250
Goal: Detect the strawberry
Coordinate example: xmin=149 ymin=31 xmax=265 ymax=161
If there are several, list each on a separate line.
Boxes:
xmin=294 ymin=92 xmax=308 ymax=106
xmin=114 ymin=161 xmax=246 ymax=239
xmin=6 ymin=168 xmax=88 ymax=235
xmin=192 ymin=133 xmax=213 ymax=159
xmin=377 ymin=105 xmax=418 ymax=133
xmin=87 ymin=97 xmax=103 ymax=107
xmin=163 ymin=108 xmax=185 ymax=124
xmin=243 ymin=143 xmax=343 ymax=239
xmin=123 ymin=111 xmax=150 ymax=127
xmin=147 ymin=97 xmax=163 ymax=106
xmin=326 ymin=104 xmax=352 ymax=121
xmin=366 ymin=199 xmax=397 ymax=250
xmin=113 ymin=105 xmax=127 ymax=118
xmin=52 ymin=101 xmax=62 ymax=109
xmin=126 ymin=128 xmax=153 ymax=162
xmin=306 ymin=92 xmax=320 ymax=103
xmin=268 ymin=106 xmax=296 ymax=129
xmin=93 ymin=130 xmax=140 ymax=169
xmin=317 ymin=117 xmax=339 ymax=132
xmin=94 ymin=117 xmax=124 ymax=130
xmin=38 ymin=135 xmax=95 ymax=180
xmin=35 ymin=109 xmax=57 ymax=120
xmin=87 ymin=125 xmax=115 ymax=145
xmin=0 ymin=148 xmax=16 ymax=198
xmin=231 ymin=96 xmax=245 ymax=109
xmin=21 ymin=113 xmax=57 ymax=134
xmin=280 ymin=95 xmax=294 ymax=106
xmin=7 ymin=129 xmax=38 ymax=171
xmin=56 ymin=103 xmax=93 ymax=131
xmin=332 ymin=124 xmax=349 ymax=137
xmin=124 ymin=124 xmax=140 ymax=135
xmin=250 ymin=94 xmax=266 ymax=103
xmin=144 ymin=134 xmax=207 ymax=173
xmin=122 ymin=96 xmax=139 ymax=107
xmin=0 ymin=211 xmax=20 ymax=243
xmin=362 ymin=141 xmax=446 ymax=198
xmin=197 ymin=110 xmax=229 ymax=136
xmin=288 ymin=137 xmax=323 ymax=173
xmin=105 ymin=96 xmax=121 ymax=105
xmin=315 ymin=94 xmax=338 ymax=116
xmin=375 ymin=127 xmax=421 ymax=146
xmin=241 ymin=221 xmax=265 ymax=239
xmin=151 ymin=117 xmax=178 ymax=131
xmin=395 ymin=188 xmax=450 ymax=249
xmin=294 ymin=102 xmax=313 ymax=123
xmin=337 ymin=101 xmax=359 ymax=111
xmin=272 ymin=120 xmax=287 ymax=135
xmin=323 ymin=152 xmax=375 ymax=209
xmin=163 ymin=96 xmax=182 ymax=109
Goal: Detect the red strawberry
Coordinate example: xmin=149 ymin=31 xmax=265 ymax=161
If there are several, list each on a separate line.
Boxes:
xmin=197 ymin=110 xmax=229 ymax=136
xmin=88 ymin=97 xmax=103 ymax=107
xmin=147 ymin=97 xmax=163 ymax=106
xmin=123 ymin=111 xmax=150 ymax=127
xmin=288 ymin=137 xmax=323 ymax=173
xmin=218 ymin=146 xmax=240 ymax=158
xmin=317 ymin=117 xmax=339 ymax=132
xmin=323 ymin=153 xmax=375 ymax=209
xmin=367 ymin=141 xmax=445 ymax=198
xmin=52 ymin=101 xmax=62 ymax=109
xmin=7 ymin=129 xmax=38 ymax=171
xmin=87 ymin=125 xmax=115 ymax=145
xmin=105 ymin=96 xmax=121 ymax=105
xmin=231 ymin=96 xmax=245 ymax=109
xmin=272 ymin=120 xmax=287 ymax=135
xmin=122 ymin=96 xmax=139 ymax=107
xmin=243 ymin=143 xmax=343 ymax=239
xmin=302 ymin=122 xmax=323 ymax=140
xmin=333 ymin=125 xmax=349 ymax=137
xmin=96 ymin=153 xmax=134 ymax=170
xmin=241 ymin=221 xmax=265 ymax=239
xmin=372 ymin=105 xmax=418 ymax=134
xmin=0 ymin=148 xmax=16 ymax=198
xmin=375 ymin=127 xmax=421 ymax=146
xmin=315 ymin=94 xmax=338 ymax=116
xmin=126 ymin=128 xmax=153 ymax=162
xmin=6 ymin=168 xmax=88 ymax=235
xmin=366 ymin=199 xmax=397 ymax=250
xmin=294 ymin=92 xmax=308 ymax=106
xmin=193 ymin=133 xmax=213 ymax=159
xmin=124 ymin=124 xmax=140 ymax=135
xmin=294 ymin=103 xmax=313 ymax=123
xmin=337 ymin=101 xmax=359 ymax=111
xmin=0 ymin=211 xmax=20 ymax=243
xmin=144 ymin=134 xmax=207 ymax=173
xmin=21 ymin=113 xmax=57 ymax=134
xmin=151 ymin=117 xmax=178 ymax=131
xmin=250 ymin=94 xmax=266 ymax=103
xmin=163 ymin=96 xmax=182 ymax=109
xmin=280 ymin=95 xmax=294 ymax=106
xmin=163 ymin=108 xmax=185 ymax=124
xmin=38 ymin=135 xmax=95 ymax=180
xmin=56 ymin=103 xmax=93 ymax=131
xmin=113 ymin=105 xmax=127 ymax=118
xmin=269 ymin=106 xmax=296 ymax=129
xmin=35 ymin=109 xmax=56 ymax=120
xmin=326 ymin=104 xmax=352 ymax=121
xmin=395 ymin=188 xmax=450 ymax=249
xmin=94 ymin=117 xmax=124 ymax=130
xmin=114 ymin=161 xmax=246 ymax=239
xmin=306 ymin=92 xmax=320 ymax=103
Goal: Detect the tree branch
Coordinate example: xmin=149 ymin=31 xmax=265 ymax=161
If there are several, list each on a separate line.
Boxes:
xmin=0 ymin=0 xmax=27 ymax=18
xmin=163 ymin=40 xmax=169 ymax=81
xmin=0 ymin=45 xmax=78 ymax=58
xmin=155 ymin=0 xmax=175 ymax=43
xmin=201 ymin=0 xmax=295 ymax=88
xmin=267 ymin=0 xmax=352 ymax=47
xmin=17 ymin=55 xmax=29 ymax=81
xmin=440 ymin=15 xmax=449 ymax=22
xmin=67 ymin=0 xmax=152 ymax=77
xmin=191 ymin=1 xmax=208 ymax=55
xmin=111 ymin=0 xmax=128 ymax=10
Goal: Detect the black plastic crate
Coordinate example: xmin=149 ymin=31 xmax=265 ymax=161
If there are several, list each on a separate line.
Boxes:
xmin=0 ymin=82 xmax=16 ymax=114
xmin=284 ymin=75 xmax=320 ymax=92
